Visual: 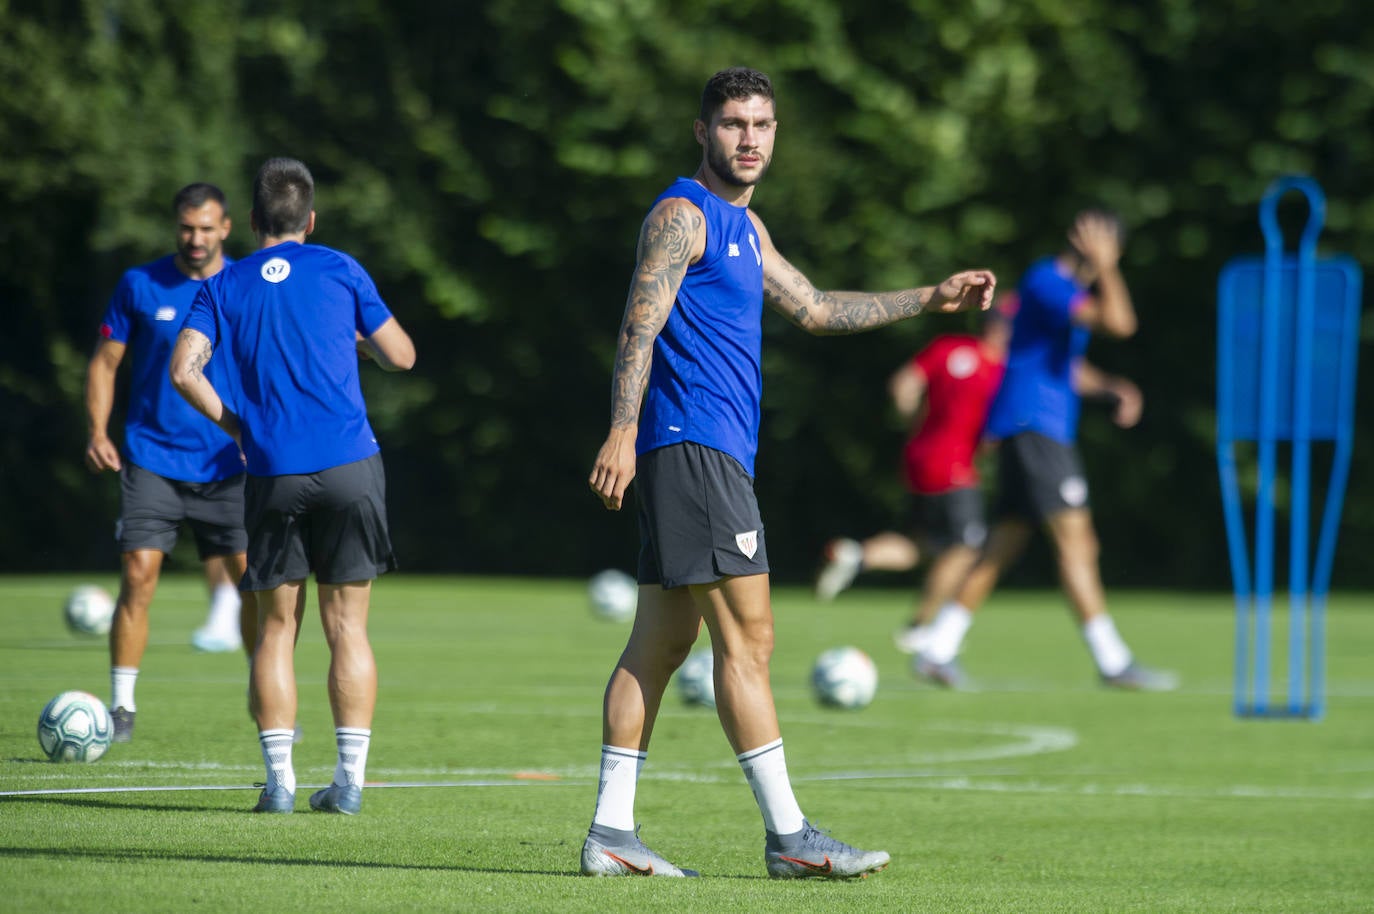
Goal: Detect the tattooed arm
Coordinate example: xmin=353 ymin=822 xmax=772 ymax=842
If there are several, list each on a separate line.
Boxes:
xmin=751 ymin=213 xmax=996 ymax=335
xmin=169 ymin=328 xmax=241 ymax=442
xmin=588 ymin=197 xmax=706 ymax=511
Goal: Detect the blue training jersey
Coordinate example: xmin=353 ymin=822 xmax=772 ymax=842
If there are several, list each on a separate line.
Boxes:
xmin=984 ymin=256 xmax=1091 ymax=443
xmin=637 ymin=178 xmax=765 ymax=475
xmin=183 ymin=241 xmax=394 ymax=476
xmin=98 ymin=255 xmax=244 ymax=482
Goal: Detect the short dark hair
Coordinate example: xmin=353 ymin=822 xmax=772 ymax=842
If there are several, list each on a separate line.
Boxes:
xmin=172 ymin=183 xmax=226 ymax=215
xmin=252 ymin=157 xmax=314 ymax=236
xmin=699 ymin=67 xmax=775 ymax=123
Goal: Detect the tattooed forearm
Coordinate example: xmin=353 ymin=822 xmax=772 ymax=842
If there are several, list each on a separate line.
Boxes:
xmin=764 ymin=256 xmax=928 ymax=335
xmin=814 ymin=288 xmax=926 ymax=333
xmin=608 ymin=202 xmax=701 ymax=426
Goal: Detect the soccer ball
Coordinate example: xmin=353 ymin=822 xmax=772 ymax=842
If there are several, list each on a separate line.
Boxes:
xmin=37 ymin=690 xmax=113 ymax=762
xmin=587 ymin=569 xmax=638 ymax=622
xmin=811 ymin=646 xmax=879 ymax=710
xmin=64 ymin=584 xmax=116 ymax=636
xmin=676 ymin=648 xmax=716 ymax=708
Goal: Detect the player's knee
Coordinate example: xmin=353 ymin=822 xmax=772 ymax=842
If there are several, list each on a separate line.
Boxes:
xmin=722 ymin=625 xmax=774 ymax=672
xmin=121 ymin=556 xmax=160 ymax=598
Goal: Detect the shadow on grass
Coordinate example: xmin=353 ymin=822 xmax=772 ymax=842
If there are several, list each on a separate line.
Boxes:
xmin=0 ymin=794 xmax=252 ymax=813
xmin=0 ymin=844 xmax=578 ymax=878
xmin=0 ymin=844 xmax=769 ymax=879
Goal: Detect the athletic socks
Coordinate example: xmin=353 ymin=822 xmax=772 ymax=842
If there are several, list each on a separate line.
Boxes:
xmin=332 ymin=727 xmax=372 ymax=788
xmin=591 ymin=745 xmax=645 ymax=831
xmin=1083 ymin=614 xmax=1133 ymax=677
xmin=921 ymin=603 xmax=974 ymax=664
xmin=207 ymin=582 xmax=242 ymax=634
xmin=737 ymin=738 xmax=806 ymax=836
xmin=111 ymin=666 xmax=138 ymax=711
xmin=259 ymin=729 xmax=296 ymax=795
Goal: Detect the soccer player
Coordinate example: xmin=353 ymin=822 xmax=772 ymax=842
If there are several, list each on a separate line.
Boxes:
xmin=170 ymin=157 xmax=416 ymax=814
xmin=913 ymin=210 xmax=1175 ymax=690
xmin=584 ymin=66 xmax=995 ymax=878
xmin=815 ymin=310 xmax=1010 ymax=665
xmin=84 ymin=183 xmax=254 ymax=744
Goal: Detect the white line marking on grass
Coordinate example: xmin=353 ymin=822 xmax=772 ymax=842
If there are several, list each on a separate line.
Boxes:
xmin=837 ymin=777 xmax=1374 ymax=802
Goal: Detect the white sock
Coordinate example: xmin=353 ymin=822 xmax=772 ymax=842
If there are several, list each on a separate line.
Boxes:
xmin=592 ymin=745 xmax=645 ymax=831
xmin=922 ymin=603 xmax=974 ymax=663
xmin=259 ymin=729 xmax=296 ymax=794
xmin=111 ymin=667 xmax=138 ymax=711
xmin=333 ymin=727 xmax=372 ymax=788
xmin=737 ymin=738 xmax=806 ymax=836
xmin=207 ymin=583 xmax=241 ymax=632
xmin=1083 ymin=615 xmax=1133 ymax=677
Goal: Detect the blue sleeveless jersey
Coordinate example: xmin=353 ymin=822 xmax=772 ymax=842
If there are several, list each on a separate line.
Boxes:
xmin=98 ymin=255 xmax=244 ymax=482
xmin=184 ymin=241 xmax=394 ymax=476
xmin=984 ymin=256 xmax=1091 ymax=443
xmin=637 ymin=178 xmax=765 ymax=475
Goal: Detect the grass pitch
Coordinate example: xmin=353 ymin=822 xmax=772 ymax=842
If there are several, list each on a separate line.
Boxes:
xmin=1 ymin=574 xmax=1370 ymax=912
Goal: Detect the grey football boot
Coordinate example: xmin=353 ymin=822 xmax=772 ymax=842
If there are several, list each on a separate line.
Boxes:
xmin=580 ymin=823 xmax=698 ymax=877
xmin=765 ymin=820 xmax=890 ymax=879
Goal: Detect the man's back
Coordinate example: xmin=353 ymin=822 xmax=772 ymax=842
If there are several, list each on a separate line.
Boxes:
xmin=185 ymin=242 xmax=393 ymax=476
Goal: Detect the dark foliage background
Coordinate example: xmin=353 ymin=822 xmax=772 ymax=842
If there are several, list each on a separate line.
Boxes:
xmin=3 ymin=0 xmax=1370 ymax=588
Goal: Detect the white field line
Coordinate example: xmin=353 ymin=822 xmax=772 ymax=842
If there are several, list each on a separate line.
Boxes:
xmin=4 ymin=720 xmax=1370 ymax=802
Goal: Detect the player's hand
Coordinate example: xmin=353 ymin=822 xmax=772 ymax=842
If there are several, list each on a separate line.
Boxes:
xmin=928 ymin=269 xmax=996 ymax=313
xmin=84 ymin=435 xmax=121 ymax=473
xmin=1069 ymin=212 xmax=1121 ymax=270
xmin=1112 ymin=381 xmax=1143 ymax=429
xmin=589 ymin=426 xmax=638 ymax=511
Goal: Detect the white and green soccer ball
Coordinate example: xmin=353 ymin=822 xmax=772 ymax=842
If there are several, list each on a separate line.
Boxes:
xmin=676 ymin=648 xmax=716 ymax=709
xmin=811 ymin=646 xmax=879 ymax=710
xmin=63 ymin=584 xmax=115 ymax=636
xmin=37 ymin=690 xmax=113 ymax=762
xmin=587 ymin=569 xmax=638 ymax=623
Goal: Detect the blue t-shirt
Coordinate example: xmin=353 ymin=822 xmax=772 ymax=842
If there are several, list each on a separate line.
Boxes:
xmin=637 ymin=178 xmax=765 ymax=475
xmin=984 ymin=256 xmax=1090 ymax=443
xmin=98 ymin=255 xmax=244 ymax=482
xmin=183 ymin=242 xmax=394 ymax=476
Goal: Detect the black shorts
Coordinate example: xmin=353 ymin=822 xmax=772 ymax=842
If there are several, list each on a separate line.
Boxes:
xmin=635 ymin=442 xmax=770 ymax=589
xmin=241 ymin=452 xmax=397 ymax=590
xmin=117 ymin=463 xmax=248 ymax=558
xmin=911 ymin=486 xmax=987 ymax=550
xmin=994 ymin=432 xmax=1091 ymax=522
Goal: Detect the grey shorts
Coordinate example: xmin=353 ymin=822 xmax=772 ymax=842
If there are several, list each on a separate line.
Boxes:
xmin=995 ymin=432 xmax=1091 ymax=522
xmin=635 ymin=442 xmax=770 ymax=589
xmin=241 ymin=452 xmax=397 ymax=590
xmin=912 ymin=486 xmax=987 ymax=550
xmin=117 ymin=463 xmax=248 ymax=558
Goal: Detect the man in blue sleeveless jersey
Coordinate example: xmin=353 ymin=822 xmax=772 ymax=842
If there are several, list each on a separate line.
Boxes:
xmin=84 ymin=183 xmax=254 ymax=743
xmin=583 ymin=67 xmax=996 ymax=879
xmin=171 ymin=158 xmax=416 ymax=814
xmin=913 ymin=211 xmax=1175 ymax=691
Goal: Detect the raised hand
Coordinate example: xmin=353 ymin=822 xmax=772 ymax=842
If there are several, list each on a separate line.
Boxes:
xmin=928 ymin=269 xmax=997 ymax=313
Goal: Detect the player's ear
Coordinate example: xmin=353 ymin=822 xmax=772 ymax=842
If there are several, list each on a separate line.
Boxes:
xmin=693 ymin=119 xmax=707 ymax=147
xmin=306 ymin=211 xmax=317 ymax=236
